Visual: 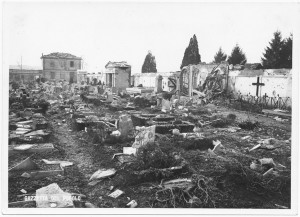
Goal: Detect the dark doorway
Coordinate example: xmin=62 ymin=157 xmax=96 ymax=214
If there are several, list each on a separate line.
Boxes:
xmin=107 ymin=74 xmax=113 ymax=87
xmin=70 ymin=72 xmax=75 ymax=83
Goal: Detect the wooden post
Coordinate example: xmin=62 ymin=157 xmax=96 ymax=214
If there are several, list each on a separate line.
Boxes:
xmin=176 ymin=74 xmax=181 ymax=101
xmin=188 ymin=65 xmax=193 ymax=97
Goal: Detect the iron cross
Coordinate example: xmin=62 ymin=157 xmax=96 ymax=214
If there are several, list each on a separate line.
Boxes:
xmin=252 ymin=77 xmax=265 ymax=96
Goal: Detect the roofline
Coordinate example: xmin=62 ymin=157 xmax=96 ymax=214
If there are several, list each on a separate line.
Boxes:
xmin=105 ymin=61 xmax=131 ymax=68
xmin=40 ymin=56 xmax=82 ymax=60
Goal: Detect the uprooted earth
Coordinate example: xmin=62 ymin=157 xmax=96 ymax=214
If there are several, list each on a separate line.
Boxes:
xmin=8 ymin=82 xmax=291 ymax=208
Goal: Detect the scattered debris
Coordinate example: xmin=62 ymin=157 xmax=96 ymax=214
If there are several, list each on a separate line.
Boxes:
xmin=123 ymin=147 xmax=137 ymax=156
xmin=9 ymin=157 xmax=39 ymax=172
xmin=241 ymin=135 xmax=251 ymax=140
xmin=88 ymin=168 xmax=117 ymax=186
xmin=20 ymin=189 xmax=27 ymax=194
xmin=13 ymin=144 xmax=33 ymax=151
xmin=126 ymin=200 xmax=138 ymax=208
xmin=42 ymin=159 xmax=73 ymax=168
xmin=108 ymin=189 xmax=124 ymax=198
xmin=162 ymin=178 xmax=194 ymax=190
xmin=8 ymin=77 xmax=292 ymax=208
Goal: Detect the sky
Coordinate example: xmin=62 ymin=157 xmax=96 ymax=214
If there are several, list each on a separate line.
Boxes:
xmin=3 ymin=2 xmax=297 ymax=74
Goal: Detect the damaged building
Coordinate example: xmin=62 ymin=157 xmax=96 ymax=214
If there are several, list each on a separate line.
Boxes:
xmin=41 ymin=52 xmax=82 ymax=83
xmin=7 ymin=55 xmax=293 ymax=209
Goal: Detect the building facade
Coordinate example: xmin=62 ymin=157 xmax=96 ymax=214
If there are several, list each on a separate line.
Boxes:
xmin=9 ymin=65 xmax=42 ymax=83
xmin=41 ymin=52 xmax=82 ymax=83
xmin=104 ymin=61 xmax=131 ymax=92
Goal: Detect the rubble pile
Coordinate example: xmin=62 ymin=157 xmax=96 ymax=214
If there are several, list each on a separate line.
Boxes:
xmin=8 ymin=80 xmax=291 ymax=208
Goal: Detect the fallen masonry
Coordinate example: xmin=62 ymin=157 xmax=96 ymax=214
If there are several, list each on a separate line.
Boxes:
xmin=8 ymin=80 xmax=291 ymax=208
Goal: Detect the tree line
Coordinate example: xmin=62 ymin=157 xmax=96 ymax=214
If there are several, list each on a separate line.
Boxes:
xmin=141 ymin=31 xmax=292 ymax=73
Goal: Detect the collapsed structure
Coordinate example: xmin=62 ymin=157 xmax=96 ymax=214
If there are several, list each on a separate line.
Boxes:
xmin=8 ymin=56 xmax=292 ymax=208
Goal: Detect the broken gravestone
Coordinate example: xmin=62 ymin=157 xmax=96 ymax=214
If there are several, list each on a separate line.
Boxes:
xmin=9 ymin=157 xmax=39 ymax=172
xmin=132 ymin=125 xmax=156 ymax=149
xmin=118 ymin=115 xmax=134 ymax=139
xmin=36 ymin=183 xmax=74 ymax=208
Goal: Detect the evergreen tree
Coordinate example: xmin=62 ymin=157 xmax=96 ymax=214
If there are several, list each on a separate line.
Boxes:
xmin=227 ymin=44 xmax=247 ymax=65
xmin=280 ymin=34 xmax=293 ymax=68
xmin=261 ymin=31 xmax=285 ymax=69
xmin=142 ymin=51 xmax=157 ymax=73
xmin=180 ymin=34 xmax=201 ymax=69
xmin=213 ymin=47 xmax=227 ymax=64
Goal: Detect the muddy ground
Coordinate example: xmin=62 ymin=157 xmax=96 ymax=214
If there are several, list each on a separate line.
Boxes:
xmin=8 ymin=99 xmax=291 ymax=208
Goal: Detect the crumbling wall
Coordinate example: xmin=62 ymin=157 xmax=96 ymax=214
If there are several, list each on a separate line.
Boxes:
xmin=9 ymin=70 xmax=42 ymax=83
xmin=228 ymin=70 xmax=292 ymax=98
xmin=132 ymin=72 xmax=176 ymax=92
xmin=227 ymin=69 xmax=292 ymax=107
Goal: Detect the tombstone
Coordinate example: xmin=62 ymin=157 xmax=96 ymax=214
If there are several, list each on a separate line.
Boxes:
xmin=118 ymin=115 xmax=134 ymax=139
xmin=50 ymin=86 xmax=55 ymax=94
xmin=162 ymin=99 xmax=171 ymax=111
xmin=24 ymin=109 xmax=33 ymax=117
xmin=106 ymin=94 xmax=113 ymax=103
xmin=88 ymin=85 xmax=94 ymax=92
xmin=71 ymin=85 xmax=75 ymax=93
xmin=155 ymin=75 xmax=163 ymax=93
xmin=132 ymin=125 xmax=156 ymax=149
xmin=93 ymin=86 xmax=98 ymax=94
xmin=98 ymin=86 xmax=104 ymax=94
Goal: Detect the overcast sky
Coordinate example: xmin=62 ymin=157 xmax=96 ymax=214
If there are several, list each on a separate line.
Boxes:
xmin=3 ymin=2 xmax=297 ymax=74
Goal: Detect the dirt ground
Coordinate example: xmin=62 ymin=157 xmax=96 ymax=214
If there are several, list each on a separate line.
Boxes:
xmin=8 ymin=99 xmax=291 ymax=208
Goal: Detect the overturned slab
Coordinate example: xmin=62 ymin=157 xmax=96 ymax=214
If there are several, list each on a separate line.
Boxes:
xmin=15 ymin=135 xmax=45 ymax=144
xmin=88 ymin=168 xmax=117 ymax=186
xmin=126 ymin=87 xmax=154 ymax=95
xmin=262 ymin=109 xmax=291 ymax=118
xmin=9 ymin=143 xmax=55 ymax=156
xmin=26 ymin=166 xmax=64 ymax=179
xmin=24 ymin=130 xmax=51 ymax=138
xmin=9 ymin=157 xmax=39 ymax=172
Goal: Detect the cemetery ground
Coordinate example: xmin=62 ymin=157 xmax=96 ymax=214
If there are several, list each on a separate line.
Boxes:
xmin=8 ymin=90 xmax=291 ymax=208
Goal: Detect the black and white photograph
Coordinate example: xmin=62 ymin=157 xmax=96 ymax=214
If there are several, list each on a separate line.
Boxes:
xmin=1 ymin=0 xmax=299 ymax=215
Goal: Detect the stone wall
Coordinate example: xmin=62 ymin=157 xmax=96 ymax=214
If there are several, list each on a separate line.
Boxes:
xmin=132 ymin=72 xmax=176 ymax=92
xmin=228 ymin=70 xmax=292 ymax=98
xmin=227 ymin=69 xmax=292 ymax=107
xmin=9 ymin=69 xmax=42 ymax=83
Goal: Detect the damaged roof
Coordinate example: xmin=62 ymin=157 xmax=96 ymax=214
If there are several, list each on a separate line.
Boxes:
xmin=41 ymin=52 xmax=82 ymax=60
xmin=105 ymin=61 xmax=131 ymax=68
